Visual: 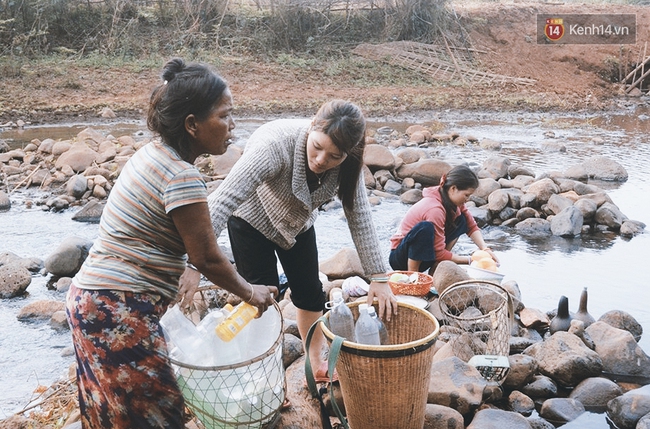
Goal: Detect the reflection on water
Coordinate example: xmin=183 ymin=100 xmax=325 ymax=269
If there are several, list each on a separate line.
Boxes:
xmin=1 ymin=110 xmax=649 ymax=425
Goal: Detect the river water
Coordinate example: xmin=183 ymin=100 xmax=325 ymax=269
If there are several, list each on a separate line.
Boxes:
xmin=1 ymin=108 xmax=649 ymax=425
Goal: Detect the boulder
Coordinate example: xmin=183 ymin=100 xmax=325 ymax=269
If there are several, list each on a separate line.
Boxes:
xmin=598 ymin=310 xmax=643 ymax=342
xmin=44 ymin=236 xmax=93 ymax=277
xmin=71 ymin=200 xmax=105 ymax=223
xmin=0 ymin=190 xmax=11 ymax=211
xmin=423 ymin=403 xmax=464 ymax=429
xmin=467 ymin=408 xmax=533 ymax=429
xmin=606 ymin=384 xmax=650 ymax=429
xmin=431 ymin=260 xmax=470 ymax=295
xmin=569 ymin=377 xmax=623 ymax=411
xmin=550 ymin=206 xmax=583 ymax=237
xmin=523 ymin=331 xmax=603 ymax=387
xmin=17 ymin=300 xmax=66 ymax=321
xmin=55 ymin=141 xmax=98 ymax=173
xmin=515 ymin=218 xmax=551 ymax=236
xmin=363 ymin=144 xmax=395 ymax=171
xmin=585 ymin=321 xmax=650 ymax=378
xmin=428 ymin=356 xmax=486 ymax=415
xmin=539 ymin=398 xmax=585 ymax=425
xmin=395 ymin=159 xmax=452 ymax=187
xmin=502 ymin=354 xmax=538 ymax=390
xmin=319 ymin=247 xmax=364 ymax=280
xmin=582 ymin=155 xmax=628 ymax=181
xmin=0 ymin=263 xmax=31 ymax=298
xmin=594 ymin=202 xmax=625 ymax=229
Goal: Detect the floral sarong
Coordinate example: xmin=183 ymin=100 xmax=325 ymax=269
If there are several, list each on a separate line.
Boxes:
xmin=66 ymin=283 xmax=185 ymax=429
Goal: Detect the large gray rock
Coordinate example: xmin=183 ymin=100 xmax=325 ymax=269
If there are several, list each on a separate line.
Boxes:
xmin=428 ymin=356 xmax=486 ymax=415
xmin=71 ymin=200 xmax=105 ymax=223
xmin=606 ymin=384 xmax=650 ymax=429
xmin=17 ymin=300 xmax=66 ymax=321
xmin=569 ymin=377 xmax=623 ymax=411
xmin=0 ymin=190 xmax=10 ymax=211
xmin=550 ymin=206 xmax=584 ymax=237
xmin=55 ymin=141 xmax=98 ymax=173
xmin=594 ymin=202 xmax=625 ymax=229
xmin=65 ymin=174 xmax=88 ymax=199
xmin=539 ymin=398 xmax=585 ymax=425
xmin=521 ymin=375 xmax=558 ymax=399
xmin=363 ymin=143 xmax=395 ymax=171
xmin=319 ymin=247 xmax=364 ymax=280
xmin=0 ymin=263 xmax=32 ymax=298
xmin=515 ymin=218 xmax=551 ymax=236
xmin=423 ymin=403 xmax=464 ymax=429
xmin=523 ymin=331 xmax=603 ymax=387
xmin=395 ymin=158 xmax=452 ymax=187
xmin=480 ymin=155 xmax=511 ymax=180
xmin=598 ymin=310 xmax=643 ymax=342
xmin=431 ymin=260 xmax=470 ymax=296
xmin=523 ymin=178 xmax=560 ymax=205
xmin=44 ymin=236 xmax=93 ymax=277
xmin=582 ymin=155 xmax=628 ymax=181
xmin=585 ymin=321 xmax=650 ymax=378
xmin=467 ymin=408 xmax=532 ymax=429
xmin=503 ymin=354 xmax=538 ymax=390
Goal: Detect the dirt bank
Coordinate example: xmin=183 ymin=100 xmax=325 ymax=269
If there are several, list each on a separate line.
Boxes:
xmin=1 ymin=2 xmax=648 ymax=126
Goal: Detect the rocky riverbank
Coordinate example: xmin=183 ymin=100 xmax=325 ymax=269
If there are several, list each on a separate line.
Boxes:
xmin=1 ymin=124 xmax=649 ymax=428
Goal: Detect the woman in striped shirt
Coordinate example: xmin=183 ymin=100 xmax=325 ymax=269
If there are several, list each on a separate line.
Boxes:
xmin=65 ymin=58 xmax=277 ymax=429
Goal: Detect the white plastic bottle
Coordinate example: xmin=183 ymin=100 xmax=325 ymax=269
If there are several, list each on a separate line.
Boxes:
xmin=354 ymin=303 xmax=381 ymax=345
xmin=368 ymin=305 xmax=389 ymax=345
xmin=328 ymin=289 xmax=356 ymax=342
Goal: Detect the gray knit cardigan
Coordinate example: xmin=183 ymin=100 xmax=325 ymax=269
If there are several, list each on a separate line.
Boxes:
xmin=207 ymin=118 xmax=388 ymax=277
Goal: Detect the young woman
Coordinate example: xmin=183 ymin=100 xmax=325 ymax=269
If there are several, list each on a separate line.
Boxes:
xmin=65 ymin=58 xmax=277 ymax=429
xmin=389 ymin=165 xmax=498 ymax=274
xmin=178 ymin=100 xmax=398 ymax=382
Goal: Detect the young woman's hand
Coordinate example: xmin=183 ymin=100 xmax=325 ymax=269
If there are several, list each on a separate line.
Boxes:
xmin=367 ymin=282 xmax=398 ymax=321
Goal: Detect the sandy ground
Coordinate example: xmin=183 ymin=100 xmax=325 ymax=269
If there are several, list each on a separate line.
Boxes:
xmin=1 ymin=2 xmax=648 ymax=125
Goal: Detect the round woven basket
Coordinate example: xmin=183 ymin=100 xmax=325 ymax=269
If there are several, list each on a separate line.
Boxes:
xmin=320 ymin=301 xmax=440 ymax=429
xmin=388 ymin=271 xmax=433 ymax=296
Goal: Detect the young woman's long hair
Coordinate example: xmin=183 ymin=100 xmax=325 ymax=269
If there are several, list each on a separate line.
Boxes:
xmin=311 ymin=100 xmax=366 ymax=211
xmin=147 ymin=58 xmax=228 ymax=162
xmin=439 ymin=165 xmax=479 ymax=231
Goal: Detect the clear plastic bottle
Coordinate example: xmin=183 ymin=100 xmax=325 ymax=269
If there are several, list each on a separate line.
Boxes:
xmin=328 ymin=289 xmax=356 ymax=342
xmin=368 ymin=305 xmax=389 ymax=345
xmin=354 ymin=303 xmax=380 ymax=345
xmin=215 ymin=301 xmax=258 ymax=342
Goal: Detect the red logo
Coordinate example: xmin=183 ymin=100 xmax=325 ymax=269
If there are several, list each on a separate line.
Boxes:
xmin=545 ymin=18 xmax=564 ymax=41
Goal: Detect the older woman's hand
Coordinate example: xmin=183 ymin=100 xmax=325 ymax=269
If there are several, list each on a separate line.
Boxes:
xmin=367 ymin=281 xmax=398 ymax=321
xmin=176 ymin=266 xmax=201 ymax=312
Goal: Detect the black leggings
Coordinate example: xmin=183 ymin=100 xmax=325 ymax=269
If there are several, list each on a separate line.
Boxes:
xmin=227 ymin=216 xmax=326 ymax=312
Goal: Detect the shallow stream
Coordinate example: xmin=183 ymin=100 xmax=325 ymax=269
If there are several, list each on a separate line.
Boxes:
xmin=1 ymin=108 xmax=649 ymax=426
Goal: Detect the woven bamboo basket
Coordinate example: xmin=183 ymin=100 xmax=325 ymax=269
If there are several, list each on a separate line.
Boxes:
xmin=388 ymin=271 xmax=433 ymax=296
xmin=320 ymin=301 xmax=440 ymax=429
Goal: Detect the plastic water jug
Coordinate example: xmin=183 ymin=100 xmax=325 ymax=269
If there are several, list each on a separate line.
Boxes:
xmin=354 ymin=303 xmax=380 ymax=345
xmin=328 ymin=289 xmax=356 ymax=342
xmin=368 ymin=305 xmax=389 ymax=345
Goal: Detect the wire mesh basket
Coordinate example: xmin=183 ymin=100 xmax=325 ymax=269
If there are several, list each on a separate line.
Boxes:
xmin=438 ymin=280 xmax=513 ymax=384
xmin=169 ymin=297 xmax=285 ymax=429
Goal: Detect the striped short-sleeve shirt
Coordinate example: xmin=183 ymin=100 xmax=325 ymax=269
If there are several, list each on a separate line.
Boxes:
xmin=73 ymin=141 xmax=207 ymax=300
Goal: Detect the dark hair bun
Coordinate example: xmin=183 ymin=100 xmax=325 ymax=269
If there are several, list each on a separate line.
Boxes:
xmin=161 ymin=58 xmax=186 ymax=83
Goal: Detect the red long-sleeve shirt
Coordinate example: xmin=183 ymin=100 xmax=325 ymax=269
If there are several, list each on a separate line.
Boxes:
xmin=389 ymin=186 xmax=479 ymax=261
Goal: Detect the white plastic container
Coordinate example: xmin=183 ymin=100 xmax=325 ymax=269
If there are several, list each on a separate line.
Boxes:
xmin=368 ymin=305 xmax=389 ymax=345
xmin=328 ymin=289 xmax=356 ymax=342
xmin=354 ymin=303 xmax=380 ymax=345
